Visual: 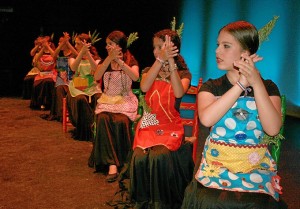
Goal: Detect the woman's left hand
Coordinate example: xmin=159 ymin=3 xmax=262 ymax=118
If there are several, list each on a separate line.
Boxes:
xmin=234 ymin=53 xmax=262 ymax=87
xmin=159 ymin=35 xmax=179 ymax=62
xmin=81 ymin=40 xmax=91 ymax=55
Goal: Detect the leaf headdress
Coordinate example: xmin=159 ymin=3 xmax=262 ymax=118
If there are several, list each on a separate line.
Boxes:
xmin=71 ymin=30 xmax=102 ymax=45
xmin=89 ymin=30 xmax=102 ymax=45
xmin=170 ymin=17 xmax=184 ymax=39
xmin=127 ymin=32 xmax=139 ymax=48
xmin=258 ymin=15 xmax=279 ymax=47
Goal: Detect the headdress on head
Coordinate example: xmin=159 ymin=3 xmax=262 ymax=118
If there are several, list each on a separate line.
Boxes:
xmin=258 ymin=15 xmax=279 ymax=47
xmin=170 ymin=17 xmax=184 ymax=39
xmin=71 ymin=30 xmax=102 ymax=45
xmin=72 ymin=32 xmax=77 ymax=44
xmin=127 ymin=32 xmax=139 ymax=48
xmin=89 ymin=30 xmax=102 ymax=45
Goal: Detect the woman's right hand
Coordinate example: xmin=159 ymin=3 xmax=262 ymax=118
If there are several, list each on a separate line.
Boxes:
xmin=107 ymin=45 xmax=122 ymax=61
xmin=81 ymin=40 xmax=91 ymax=55
xmin=158 ymin=35 xmax=178 ymax=62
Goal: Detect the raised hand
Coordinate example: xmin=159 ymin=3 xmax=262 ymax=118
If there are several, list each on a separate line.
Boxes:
xmin=159 ymin=35 xmax=179 ymax=62
xmin=234 ymin=53 xmax=262 ymax=87
xmin=107 ymin=45 xmax=122 ymax=61
xmin=81 ymin=39 xmax=91 ymax=55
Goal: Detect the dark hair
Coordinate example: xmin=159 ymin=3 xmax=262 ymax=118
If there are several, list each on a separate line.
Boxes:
xmin=219 ymin=21 xmax=259 ymax=55
xmin=77 ymin=33 xmax=92 ymax=44
xmin=76 ymin=33 xmax=100 ymax=60
xmin=107 ymin=30 xmax=137 ymax=66
xmin=154 ymin=29 xmax=188 ymax=71
xmin=43 ymin=35 xmax=55 ymax=50
xmin=154 ymin=29 xmax=181 ymax=52
xmin=107 ymin=30 xmax=127 ymax=53
xmin=90 ymin=45 xmax=101 ymax=61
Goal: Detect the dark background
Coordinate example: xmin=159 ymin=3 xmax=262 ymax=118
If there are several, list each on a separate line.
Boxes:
xmin=0 ymin=0 xmax=182 ymax=96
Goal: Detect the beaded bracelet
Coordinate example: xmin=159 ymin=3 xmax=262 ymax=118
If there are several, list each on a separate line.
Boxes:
xmin=169 ymin=64 xmax=178 ymax=73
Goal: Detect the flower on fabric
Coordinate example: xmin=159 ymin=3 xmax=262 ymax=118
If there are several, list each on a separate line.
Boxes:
xmin=212 ymin=161 xmax=223 ymax=167
xmin=211 ymin=149 xmax=219 ymax=157
xmin=248 ymin=152 xmax=261 ymax=165
xmin=260 ymin=162 xmax=270 ymax=169
xmin=156 ymin=129 xmax=164 ymax=135
xmin=271 ymin=175 xmax=283 ymax=194
xmin=202 ymin=164 xmax=220 ymax=178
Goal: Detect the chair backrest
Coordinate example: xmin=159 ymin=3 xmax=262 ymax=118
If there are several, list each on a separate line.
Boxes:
xmin=180 ymin=78 xmax=203 ymax=163
xmin=271 ymin=94 xmax=286 ymax=166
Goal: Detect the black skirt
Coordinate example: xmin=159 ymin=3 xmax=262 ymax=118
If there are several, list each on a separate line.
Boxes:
xmin=30 ymin=78 xmax=55 ymax=110
xmin=88 ymin=112 xmax=133 ymax=172
xmin=130 ymin=142 xmax=194 ymax=209
xmin=48 ymin=85 xmax=69 ymax=122
xmin=22 ymin=75 xmax=36 ymax=100
xmin=66 ymin=92 xmax=100 ymax=141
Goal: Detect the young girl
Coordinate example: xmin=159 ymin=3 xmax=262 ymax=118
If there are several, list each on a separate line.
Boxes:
xmin=30 ymin=36 xmax=56 ymax=110
xmin=88 ymin=30 xmax=139 ymax=182
xmin=182 ymin=21 xmax=285 ymax=209
xmin=42 ymin=32 xmax=78 ymax=121
xmin=130 ymin=29 xmax=194 ymax=209
xmin=67 ymin=33 xmax=101 ymax=141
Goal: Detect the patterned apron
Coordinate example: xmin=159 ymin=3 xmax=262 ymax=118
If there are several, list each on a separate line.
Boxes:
xmin=196 ymin=96 xmax=282 ymax=200
xmin=133 ymin=80 xmax=184 ymax=151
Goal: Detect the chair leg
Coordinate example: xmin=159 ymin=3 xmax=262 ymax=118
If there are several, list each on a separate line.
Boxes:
xmin=62 ymin=97 xmax=67 ymax=132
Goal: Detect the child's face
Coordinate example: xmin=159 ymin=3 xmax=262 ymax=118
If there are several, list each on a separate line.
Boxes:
xmin=215 ymin=30 xmax=244 ymax=71
xmin=152 ymin=37 xmax=164 ymax=58
xmin=74 ymin=37 xmax=83 ymax=51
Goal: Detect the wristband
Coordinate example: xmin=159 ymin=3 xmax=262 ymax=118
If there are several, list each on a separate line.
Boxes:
xmin=236 ymin=81 xmax=246 ymax=91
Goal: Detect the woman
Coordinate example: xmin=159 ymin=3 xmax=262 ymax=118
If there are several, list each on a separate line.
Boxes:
xmin=181 ymin=21 xmax=286 ymax=209
xmin=88 ymin=30 xmax=139 ymax=183
xmin=67 ymin=33 xmax=101 ymax=141
xmin=30 ymin=36 xmax=56 ymax=110
xmin=130 ymin=29 xmax=194 ymax=209
xmin=22 ymin=36 xmax=43 ymax=100
xmin=41 ymin=32 xmax=78 ymax=121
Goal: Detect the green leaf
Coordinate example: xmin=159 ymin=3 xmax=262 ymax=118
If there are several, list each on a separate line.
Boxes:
xmin=127 ymin=32 xmax=139 ymax=48
xmin=89 ymin=30 xmax=102 ymax=45
xmin=170 ymin=17 xmax=184 ymax=39
xmin=258 ymin=16 xmax=279 ymax=46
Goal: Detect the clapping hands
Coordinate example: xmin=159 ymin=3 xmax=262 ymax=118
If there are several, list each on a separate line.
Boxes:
xmin=159 ymin=35 xmax=179 ymax=62
xmin=234 ymin=53 xmax=263 ymax=87
xmin=107 ymin=45 xmax=122 ymax=61
xmin=81 ymin=39 xmax=91 ymax=55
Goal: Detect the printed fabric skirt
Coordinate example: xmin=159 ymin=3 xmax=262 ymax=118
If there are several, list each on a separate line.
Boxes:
xmin=181 ymin=160 xmax=287 ymax=209
xmin=66 ymin=92 xmax=100 ymax=141
xmin=88 ymin=112 xmax=133 ymax=173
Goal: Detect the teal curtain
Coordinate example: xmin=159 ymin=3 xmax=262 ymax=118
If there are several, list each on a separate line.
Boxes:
xmin=180 ymin=0 xmax=300 ymax=117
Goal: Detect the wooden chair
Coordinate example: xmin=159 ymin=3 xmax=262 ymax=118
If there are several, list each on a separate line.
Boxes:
xmin=180 ymin=78 xmax=203 ymax=163
xmin=62 ymin=97 xmax=73 ymax=132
